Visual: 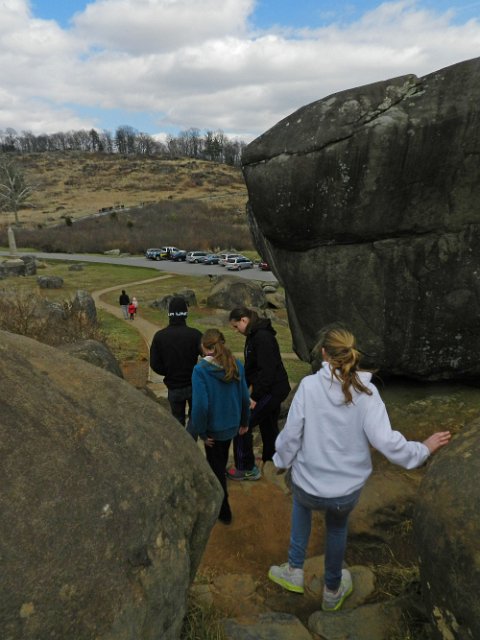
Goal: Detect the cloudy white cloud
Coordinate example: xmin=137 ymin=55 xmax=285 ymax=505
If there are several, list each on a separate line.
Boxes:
xmin=0 ymin=0 xmax=479 ymax=139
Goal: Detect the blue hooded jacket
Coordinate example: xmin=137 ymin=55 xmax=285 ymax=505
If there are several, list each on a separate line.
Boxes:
xmin=190 ymin=357 xmax=250 ymax=440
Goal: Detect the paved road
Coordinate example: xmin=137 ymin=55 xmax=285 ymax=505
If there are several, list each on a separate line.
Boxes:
xmin=0 ymin=251 xmax=278 ymax=282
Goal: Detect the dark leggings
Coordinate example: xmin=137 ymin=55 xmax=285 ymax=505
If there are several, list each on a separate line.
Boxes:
xmin=205 ymin=439 xmax=232 ymax=518
xmin=233 ymin=395 xmax=282 ymax=470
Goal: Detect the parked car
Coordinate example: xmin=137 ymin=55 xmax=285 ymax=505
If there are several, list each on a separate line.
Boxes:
xmin=170 ymin=249 xmax=187 ymax=261
xmin=202 ymin=253 xmax=221 ymax=265
xmin=219 ymin=252 xmax=242 ymax=266
xmin=186 ymin=251 xmax=208 ymax=263
xmin=145 ymin=247 xmax=163 ymax=260
xmin=226 ymin=257 xmax=254 ymax=271
xmin=259 ymin=261 xmax=271 ymax=271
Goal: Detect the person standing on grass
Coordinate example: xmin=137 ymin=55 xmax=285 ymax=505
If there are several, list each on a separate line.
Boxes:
xmin=119 ymin=289 xmax=130 ymax=320
xmin=227 ymin=307 xmax=291 ymax=481
xmin=190 ymin=329 xmax=250 ymax=524
xmin=268 ymin=326 xmax=451 ymax=612
xmin=149 ymin=296 xmax=202 ymax=427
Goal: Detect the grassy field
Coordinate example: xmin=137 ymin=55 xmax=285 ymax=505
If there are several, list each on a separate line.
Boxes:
xmin=1 ymin=260 xmax=311 ymax=382
xmin=2 ymin=153 xmax=247 ymax=228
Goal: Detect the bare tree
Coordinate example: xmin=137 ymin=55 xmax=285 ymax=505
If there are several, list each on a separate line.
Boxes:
xmin=0 ymin=156 xmax=35 ymax=226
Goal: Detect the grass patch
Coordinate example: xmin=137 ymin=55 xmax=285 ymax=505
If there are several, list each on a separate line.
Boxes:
xmin=98 ymin=309 xmax=146 ymax=362
xmin=181 ymin=597 xmax=226 ymax=640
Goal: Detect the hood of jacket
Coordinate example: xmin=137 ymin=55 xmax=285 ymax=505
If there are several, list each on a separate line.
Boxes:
xmin=248 ymin=317 xmax=276 ymax=336
xmin=319 ymin=361 xmax=373 ymax=406
xmin=198 ymin=357 xmax=232 ymax=383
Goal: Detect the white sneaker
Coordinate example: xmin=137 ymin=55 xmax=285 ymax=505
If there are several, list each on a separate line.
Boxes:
xmin=268 ymin=562 xmax=304 ymax=594
xmin=322 ymin=568 xmax=353 ymax=611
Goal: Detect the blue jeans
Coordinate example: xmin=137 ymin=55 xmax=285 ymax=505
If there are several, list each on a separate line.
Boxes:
xmin=288 ymin=482 xmax=361 ymax=591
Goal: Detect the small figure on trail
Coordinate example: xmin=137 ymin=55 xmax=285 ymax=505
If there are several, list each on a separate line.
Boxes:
xmin=128 ymin=302 xmax=136 ymax=320
xmin=190 ymin=329 xmax=250 ymax=525
xmin=119 ymin=289 xmax=130 ymax=320
xmin=227 ymin=306 xmax=291 ymax=481
xmin=131 ymin=296 xmax=138 ymax=314
xmin=149 ymin=296 xmax=202 ymax=427
xmin=268 ymin=326 xmax=451 ymax=612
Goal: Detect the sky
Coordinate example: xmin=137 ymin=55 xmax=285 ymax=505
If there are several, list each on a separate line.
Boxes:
xmin=1 ymin=0 xmax=480 ymax=142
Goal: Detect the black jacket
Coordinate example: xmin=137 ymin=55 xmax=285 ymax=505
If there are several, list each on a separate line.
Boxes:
xmin=119 ymin=292 xmax=130 ymax=305
xmin=150 ymin=321 xmax=202 ymax=389
xmin=244 ymin=318 xmax=290 ymax=402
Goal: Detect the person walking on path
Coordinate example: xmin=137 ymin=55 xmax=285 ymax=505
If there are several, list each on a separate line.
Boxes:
xmin=227 ymin=307 xmax=291 ymax=481
xmin=190 ymin=329 xmax=250 ymax=524
xmin=268 ymin=327 xmax=451 ymax=612
xmin=119 ymin=289 xmax=130 ymax=320
xmin=128 ymin=301 xmax=136 ymax=320
xmin=131 ymin=296 xmax=138 ymax=314
xmin=149 ymin=296 xmax=202 ymax=427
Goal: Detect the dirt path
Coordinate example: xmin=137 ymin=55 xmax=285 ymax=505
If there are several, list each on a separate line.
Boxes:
xmin=92 ymin=278 xmax=315 ymax=622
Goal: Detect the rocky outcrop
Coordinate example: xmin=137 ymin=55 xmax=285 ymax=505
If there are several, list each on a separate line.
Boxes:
xmin=242 ymin=56 xmax=480 ymax=380
xmin=59 ymin=339 xmax=123 ymax=377
xmin=0 ymin=330 xmax=222 ymax=640
xmin=206 ymin=276 xmax=267 ymax=310
xmin=414 ymin=419 xmax=480 ymax=639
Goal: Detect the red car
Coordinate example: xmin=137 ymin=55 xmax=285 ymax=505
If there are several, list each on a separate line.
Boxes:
xmin=259 ymin=261 xmax=271 ymax=271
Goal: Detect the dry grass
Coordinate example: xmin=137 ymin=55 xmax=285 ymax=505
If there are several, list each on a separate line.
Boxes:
xmin=2 ymin=153 xmax=247 ymax=228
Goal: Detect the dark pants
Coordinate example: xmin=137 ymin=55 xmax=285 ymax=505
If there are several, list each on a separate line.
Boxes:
xmin=233 ymin=395 xmax=282 ymax=470
xmin=205 ymin=439 xmax=232 ymax=519
xmin=167 ymin=386 xmax=192 ymax=427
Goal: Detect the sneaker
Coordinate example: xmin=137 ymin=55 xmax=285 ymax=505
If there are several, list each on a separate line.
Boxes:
xmin=268 ymin=563 xmax=304 ymax=594
xmin=227 ymin=465 xmax=261 ymax=481
xmin=322 ymin=569 xmax=353 ymax=612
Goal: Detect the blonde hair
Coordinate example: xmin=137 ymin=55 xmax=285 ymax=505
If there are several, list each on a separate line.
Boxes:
xmin=318 ymin=327 xmax=372 ymax=404
xmin=202 ymin=329 xmax=239 ymax=382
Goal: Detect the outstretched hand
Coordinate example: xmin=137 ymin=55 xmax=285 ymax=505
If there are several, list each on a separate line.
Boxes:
xmin=423 ymin=431 xmax=451 ymax=454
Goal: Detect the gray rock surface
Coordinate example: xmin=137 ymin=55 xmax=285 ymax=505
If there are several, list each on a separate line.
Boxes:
xmin=308 ymin=600 xmax=403 ymax=640
xmin=59 ymin=339 xmax=124 ymax=377
xmin=71 ymin=289 xmax=97 ymax=324
xmin=206 ymin=276 xmax=267 ymax=310
xmin=37 ymin=275 xmax=64 ymax=289
xmin=0 ymin=330 xmax=222 ymax=640
xmin=223 ymin=612 xmax=312 ymax=640
xmin=414 ymin=419 xmax=480 ymax=639
xmin=242 ymin=56 xmax=480 ymax=380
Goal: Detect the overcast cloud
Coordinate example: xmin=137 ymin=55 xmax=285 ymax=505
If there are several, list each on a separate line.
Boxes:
xmin=0 ymin=0 xmax=479 ymax=139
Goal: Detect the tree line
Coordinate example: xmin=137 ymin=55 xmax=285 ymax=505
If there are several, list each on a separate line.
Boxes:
xmin=0 ymin=126 xmax=247 ymax=167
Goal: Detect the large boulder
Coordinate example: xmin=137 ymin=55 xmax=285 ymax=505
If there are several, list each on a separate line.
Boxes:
xmin=206 ymin=276 xmax=267 ymax=310
xmin=242 ymin=56 xmax=480 ymax=381
xmin=0 ymin=330 xmax=222 ymax=640
xmin=59 ymin=339 xmax=123 ymax=377
xmin=414 ymin=420 xmax=480 ymax=639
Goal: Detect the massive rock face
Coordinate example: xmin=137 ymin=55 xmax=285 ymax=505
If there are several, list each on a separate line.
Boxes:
xmin=242 ymin=56 xmax=480 ymax=380
xmin=0 ymin=330 xmax=222 ymax=640
xmin=414 ymin=419 xmax=480 ymax=639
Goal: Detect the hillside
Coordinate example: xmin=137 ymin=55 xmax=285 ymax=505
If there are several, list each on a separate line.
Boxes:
xmin=4 ymin=152 xmax=247 ymax=229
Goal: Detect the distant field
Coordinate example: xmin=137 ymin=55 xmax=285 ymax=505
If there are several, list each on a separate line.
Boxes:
xmin=2 ymin=152 xmax=247 ymax=228
xmin=0 ymin=260 xmax=310 ymax=383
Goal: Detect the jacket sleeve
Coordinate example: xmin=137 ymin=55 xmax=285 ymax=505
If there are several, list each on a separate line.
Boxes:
xmin=272 ymin=382 xmax=305 ymax=469
xmin=149 ymin=334 xmax=166 ymax=376
xmin=363 ymin=390 xmax=430 ymax=469
xmin=250 ymin=332 xmax=281 ymax=400
xmin=190 ymin=366 xmax=209 ymax=438
xmin=238 ymin=361 xmax=251 ymax=426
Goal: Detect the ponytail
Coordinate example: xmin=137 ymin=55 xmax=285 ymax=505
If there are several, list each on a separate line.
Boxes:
xmin=201 ymin=329 xmax=239 ymax=381
xmin=318 ymin=328 xmax=372 ymax=404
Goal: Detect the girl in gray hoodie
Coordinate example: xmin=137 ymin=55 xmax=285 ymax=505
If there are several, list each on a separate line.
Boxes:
xmin=268 ymin=327 xmax=451 ymax=611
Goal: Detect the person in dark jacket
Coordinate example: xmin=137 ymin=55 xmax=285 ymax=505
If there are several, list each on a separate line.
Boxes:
xmin=150 ymin=296 xmax=202 ymax=426
xmin=227 ymin=306 xmax=291 ymax=480
xmin=119 ymin=289 xmax=130 ymax=319
xmin=190 ymin=329 xmax=250 ymax=524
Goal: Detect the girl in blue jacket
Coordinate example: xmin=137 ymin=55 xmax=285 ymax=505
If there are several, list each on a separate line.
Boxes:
xmin=191 ymin=329 xmax=250 ymax=524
